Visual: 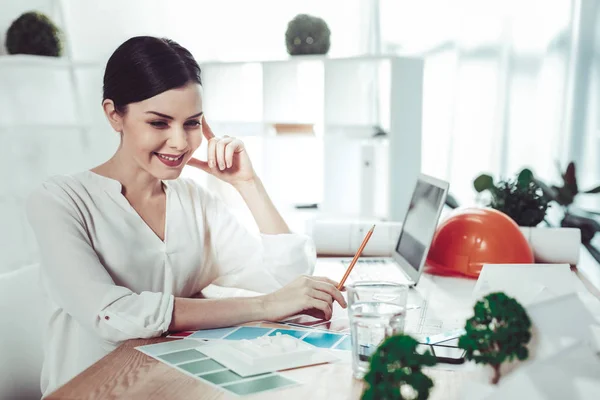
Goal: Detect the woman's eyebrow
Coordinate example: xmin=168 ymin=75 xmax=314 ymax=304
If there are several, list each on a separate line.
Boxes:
xmin=146 ymin=111 xmax=173 ymax=119
xmin=186 ymin=112 xmax=203 ymax=119
xmin=145 ymin=111 xmax=203 ymax=119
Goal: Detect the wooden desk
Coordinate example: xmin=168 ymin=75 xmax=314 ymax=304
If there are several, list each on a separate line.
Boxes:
xmin=47 ymin=248 xmax=600 ymax=400
xmin=46 ymin=336 xmax=477 ymax=400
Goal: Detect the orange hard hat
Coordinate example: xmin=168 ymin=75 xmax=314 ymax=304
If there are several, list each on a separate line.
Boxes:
xmin=426 ymin=207 xmax=534 ymax=278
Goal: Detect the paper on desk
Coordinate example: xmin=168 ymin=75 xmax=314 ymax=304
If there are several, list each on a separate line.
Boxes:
xmin=484 ymin=343 xmax=600 ymax=400
xmin=592 ymin=325 xmax=600 ymax=352
xmin=573 ymin=377 xmax=600 ymax=398
xmin=472 ymin=264 xmax=578 ymax=306
xmin=459 ymin=381 xmax=496 ymax=400
xmin=527 ymin=293 xmax=599 ymax=350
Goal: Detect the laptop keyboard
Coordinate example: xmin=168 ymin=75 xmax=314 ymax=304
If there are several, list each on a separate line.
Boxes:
xmin=342 ymin=258 xmax=396 ymax=282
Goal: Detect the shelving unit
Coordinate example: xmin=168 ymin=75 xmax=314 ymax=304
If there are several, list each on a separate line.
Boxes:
xmin=200 ymin=54 xmax=424 ymax=222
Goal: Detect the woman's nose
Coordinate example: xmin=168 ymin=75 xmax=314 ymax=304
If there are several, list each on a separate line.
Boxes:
xmin=167 ymin=127 xmax=188 ymax=150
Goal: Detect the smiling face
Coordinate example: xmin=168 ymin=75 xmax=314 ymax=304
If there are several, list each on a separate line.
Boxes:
xmin=104 ymin=81 xmax=204 ymax=181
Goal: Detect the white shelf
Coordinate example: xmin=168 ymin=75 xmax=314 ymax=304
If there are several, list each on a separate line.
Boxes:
xmin=208 ymin=121 xmax=266 ymax=137
xmin=198 ymin=53 xmax=421 ymax=67
xmin=0 ymin=123 xmax=91 ymax=130
xmin=0 ymin=54 xmax=101 ymax=69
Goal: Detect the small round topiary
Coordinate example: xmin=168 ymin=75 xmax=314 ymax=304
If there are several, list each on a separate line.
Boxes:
xmin=285 ymin=14 xmax=331 ymax=56
xmin=5 ymin=11 xmax=63 ymax=57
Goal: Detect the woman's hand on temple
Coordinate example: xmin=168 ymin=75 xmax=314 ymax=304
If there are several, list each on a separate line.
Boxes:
xmin=186 ymin=116 xmax=257 ymax=187
xmin=259 ymin=276 xmax=347 ymax=322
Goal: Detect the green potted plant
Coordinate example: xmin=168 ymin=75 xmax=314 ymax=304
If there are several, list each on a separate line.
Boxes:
xmin=362 ymin=334 xmax=437 ymax=400
xmin=458 ymin=292 xmax=532 ymax=385
xmin=494 ymin=162 xmax=600 ymax=263
xmin=473 ymin=169 xmax=549 ymax=227
xmin=474 ymin=167 xmax=588 ymax=265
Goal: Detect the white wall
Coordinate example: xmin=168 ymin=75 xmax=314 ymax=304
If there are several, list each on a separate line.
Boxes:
xmin=0 ymin=0 xmax=371 ymax=274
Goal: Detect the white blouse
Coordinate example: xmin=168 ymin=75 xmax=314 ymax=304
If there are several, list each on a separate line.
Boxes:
xmin=26 ymin=170 xmax=316 ymax=397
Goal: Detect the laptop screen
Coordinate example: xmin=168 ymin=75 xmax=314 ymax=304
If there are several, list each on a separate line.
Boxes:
xmin=395 ymin=179 xmax=447 ymax=271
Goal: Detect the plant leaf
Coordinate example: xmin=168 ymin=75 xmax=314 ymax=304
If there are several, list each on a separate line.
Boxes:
xmin=474 ymin=174 xmax=495 ymax=192
xmin=517 ymin=169 xmax=534 ymax=187
xmin=584 ymin=185 xmax=600 ymax=194
xmin=563 ymin=161 xmax=579 ymax=194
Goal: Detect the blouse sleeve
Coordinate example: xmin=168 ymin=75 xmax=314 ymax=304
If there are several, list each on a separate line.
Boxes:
xmin=26 ymin=181 xmax=174 ymax=345
xmin=198 ymin=184 xmax=316 ymax=293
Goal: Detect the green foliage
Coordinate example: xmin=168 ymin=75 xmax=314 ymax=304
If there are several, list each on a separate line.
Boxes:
xmin=285 ymin=14 xmax=331 ymax=56
xmin=458 ymin=292 xmax=532 ymax=384
xmin=362 ymin=335 xmax=437 ymax=400
xmin=5 ymin=11 xmax=63 ymax=57
xmin=473 ymin=169 xmax=549 ymax=227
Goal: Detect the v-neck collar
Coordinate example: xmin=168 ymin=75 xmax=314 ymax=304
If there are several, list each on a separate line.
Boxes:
xmin=85 ymin=170 xmax=170 ymax=193
xmin=85 ymin=170 xmax=170 ymax=245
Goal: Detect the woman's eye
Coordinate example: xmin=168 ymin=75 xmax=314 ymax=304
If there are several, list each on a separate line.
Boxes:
xmin=185 ymin=120 xmax=201 ymax=128
xmin=150 ymin=121 xmax=168 ymax=128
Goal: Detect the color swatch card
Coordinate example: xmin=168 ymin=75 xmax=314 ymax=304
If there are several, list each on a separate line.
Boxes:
xmin=136 ymin=339 xmax=300 ymax=397
xmin=169 ymin=325 xmax=351 ymax=352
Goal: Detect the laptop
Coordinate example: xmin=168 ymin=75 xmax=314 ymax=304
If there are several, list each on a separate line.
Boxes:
xmin=315 ymin=173 xmax=449 ymax=287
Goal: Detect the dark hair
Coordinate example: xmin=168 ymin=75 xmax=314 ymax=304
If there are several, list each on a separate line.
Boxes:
xmin=102 ymin=36 xmax=202 ymax=114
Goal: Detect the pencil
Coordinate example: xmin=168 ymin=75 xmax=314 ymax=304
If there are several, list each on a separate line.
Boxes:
xmin=337 ymin=224 xmax=376 ymax=290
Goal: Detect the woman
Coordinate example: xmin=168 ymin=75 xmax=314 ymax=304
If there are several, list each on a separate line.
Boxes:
xmin=26 ymin=36 xmax=346 ymax=396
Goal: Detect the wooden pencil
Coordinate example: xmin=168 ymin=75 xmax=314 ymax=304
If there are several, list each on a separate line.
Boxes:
xmin=337 ymin=224 xmax=376 ymax=290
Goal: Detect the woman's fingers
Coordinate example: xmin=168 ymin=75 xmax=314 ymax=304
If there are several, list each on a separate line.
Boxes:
xmin=200 ymin=116 xmax=242 ymax=172
xmin=309 ymin=288 xmax=333 ymax=305
xmin=186 ymin=157 xmax=210 ymax=172
xmin=201 ymin=115 xmax=215 ymax=140
xmin=206 ymin=137 xmax=217 ymax=169
xmin=311 ymin=275 xmax=347 ymax=292
xmin=215 ymin=137 xmax=234 ymax=170
xmin=207 ymin=137 xmax=234 ymax=171
xmin=312 ymin=280 xmax=347 ymax=308
xmin=306 ymin=298 xmax=332 ymax=320
xmin=311 ymin=276 xmax=343 ymax=288
xmin=224 ymin=139 xmax=242 ymax=168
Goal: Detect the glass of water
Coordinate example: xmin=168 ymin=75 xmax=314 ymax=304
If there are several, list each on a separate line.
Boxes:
xmin=346 ymin=281 xmax=408 ymax=379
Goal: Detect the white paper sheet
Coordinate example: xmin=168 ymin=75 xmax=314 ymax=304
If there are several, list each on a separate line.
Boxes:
xmin=527 ymin=293 xmax=599 ymax=344
xmin=459 ymin=381 xmax=496 ymax=400
xmin=592 ymin=325 xmax=600 ymax=352
xmin=486 ymin=343 xmax=600 ymax=400
xmin=525 ymin=293 xmax=600 ymax=361
xmin=472 ymin=264 xmax=579 ymax=306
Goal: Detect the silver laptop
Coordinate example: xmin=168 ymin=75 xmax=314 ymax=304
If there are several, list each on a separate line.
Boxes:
xmin=315 ymin=173 xmax=449 ymax=287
